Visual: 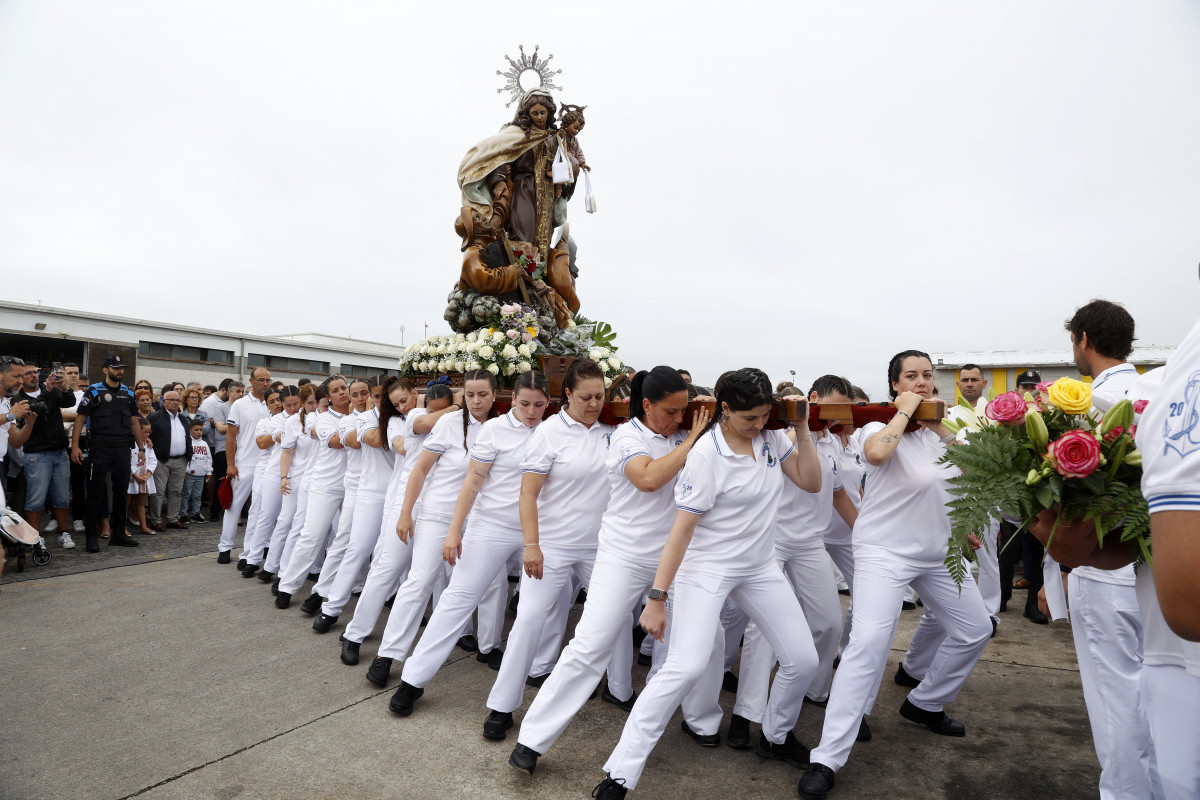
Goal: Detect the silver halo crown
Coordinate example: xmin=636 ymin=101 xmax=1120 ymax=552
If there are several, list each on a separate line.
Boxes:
xmin=497 ymin=45 xmax=563 ymax=108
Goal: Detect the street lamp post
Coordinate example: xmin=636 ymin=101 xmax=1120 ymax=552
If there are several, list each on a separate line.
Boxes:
xmin=399 ymin=325 xmax=405 ymax=347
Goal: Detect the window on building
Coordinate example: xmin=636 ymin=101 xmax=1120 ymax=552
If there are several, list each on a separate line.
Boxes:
xmin=138 ymin=341 xmax=234 ymax=365
xmin=340 ymin=363 xmax=398 ymax=378
xmin=247 ymin=353 xmax=330 ymax=374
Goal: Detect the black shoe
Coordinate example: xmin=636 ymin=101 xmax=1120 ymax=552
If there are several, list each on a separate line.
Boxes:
xmin=1024 ymin=606 xmax=1049 ymax=625
xmin=508 ymin=742 xmax=540 ymax=775
xmin=367 ymin=656 xmax=393 ymax=687
xmin=991 ymin=617 xmax=999 ymax=638
xmin=727 ymin=713 xmax=752 ymax=750
xmin=109 ymin=532 xmax=140 ymax=547
xmin=457 ymin=634 xmax=478 ymax=653
xmin=832 ymin=654 xmax=840 ymax=670
xmin=591 ymin=776 xmax=628 ymax=800
xmin=300 ymin=592 xmax=323 ymax=616
xmin=507 ymin=593 xmax=519 ymax=614
xmin=257 ymin=569 xmax=275 ymax=584
xmin=271 ymin=577 xmax=280 ymax=595
xmin=525 ymin=673 xmax=549 ymax=688
xmin=899 ymin=698 xmax=966 ymax=736
xmin=236 ymin=558 xmax=246 ymax=570
xmin=722 ymin=669 xmax=739 ymax=693
xmin=275 ymin=591 xmax=292 ymax=609
xmin=637 ymin=652 xmax=652 ymax=667
xmin=756 ymin=730 xmax=810 ymax=769
xmin=341 ymin=638 xmax=361 ymax=665
xmin=804 ymin=695 xmax=828 ymax=709
xmin=384 ymin=594 xmax=395 ymax=608
xmin=894 ymin=662 xmax=921 ymax=688
xmin=601 ymin=684 xmax=636 ymax=712
xmin=192 ymin=513 xmax=207 ymax=523
xmin=916 ymin=598 xmax=923 ymax=607
xmin=483 ymin=710 xmax=514 ymax=740
xmin=680 ymin=719 xmax=719 ymax=747
xmin=313 ymin=613 xmax=338 ymax=634
xmin=86 ymin=535 xmax=100 ymax=553
xmin=307 ymin=572 xmax=320 ymax=583
xmin=241 ymin=564 xmax=259 ymax=579
xmin=857 ymin=716 xmax=872 ymax=742
xmin=902 ymin=600 xmax=917 ymax=611
xmin=388 ymin=680 xmax=422 ymax=715
xmin=797 ymin=763 xmax=836 ymax=800
xmin=837 ymin=588 xmax=850 ymax=596
xmin=477 ymin=648 xmax=504 ymax=670
xmin=217 ymin=550 xmax=231 ymax=564
xmin=998 ymin=601 xmax=1008 ymax=613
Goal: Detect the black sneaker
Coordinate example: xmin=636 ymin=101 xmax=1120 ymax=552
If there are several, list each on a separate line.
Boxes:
xmin=591 ymin=776 xmax=628 ymax=799
xmin=680 ymin=719 xmax=719 ymax=747
xmin=483 ymin=710 xmax=514 ymax=740
xmin=192 ymin=513 xmax=207 ymax=523
xmin=217 ymin=550 xmax=231 ymax=564
xmin=236 ymin=558 xmax=246 ymax=570
xmin=457 ymin=634 xmax=478 ymax=653
xmin=857 ymin=716 xmax=872 ymax=742
xmin=241 ymin=564 xmax=259 ymax=579
xmin=525 ymin=673 xmax=549 ymax=688
xmin=275 ymin=591 xmax=292 ymax=609
xmin=367 ymin=656 xmax=393 ymax=687
xmin=312 ymin=613 xmax=338 ymax=634
xmin=797 ymin=763 xmax=836 ymax=800
xmin=389 ymin=680 xmax=422 ymax=715
xmin=257 ymin=569 xmax=275 ymax=584
xmin=477 ymin=648 xmax=504 ymax=670
xmin=600 ymin=684 xmax=636 ymax=712
xmin=340 ymin=638 xmax=361 ymax=665
xmin=508 ymin=742 xmax=540 ymax=775
xmin=755 ymin=730 xmax=810 ymax=769
xmin=726 ymin=713 xmax=752 ymax=750
xmin=300 ymin=592 xmax=323 ymax=616
xmin=894 ymin=662 xmax=921 ymax=687
xmin=722 ymin=669 xmax=739 ymax=693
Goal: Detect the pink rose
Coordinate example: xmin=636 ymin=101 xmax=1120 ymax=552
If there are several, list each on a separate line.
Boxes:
xmin=1103 ymin=425 xmax=1123 ymax=444
xmin=1045 ymin=430 xmax=1102 ymax=479
xmin=522 ymin=332 xmax=533 ymax=343
xmin=506 ymin=329 xmax=520 ymax=340
xmin=1036 ymin=381 xmax=1054 ymax=394
xmin=1133 ymin=399 xmax=1148 ymax=415
xmin=985 ymin=392 xmax=1027 ymax=425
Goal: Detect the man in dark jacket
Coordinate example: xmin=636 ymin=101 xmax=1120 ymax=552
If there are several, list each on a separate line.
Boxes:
xmin=147 ymin=390 xmax=192 ymax=531
xmin=15 ymin=363 xmax=79 ymax=547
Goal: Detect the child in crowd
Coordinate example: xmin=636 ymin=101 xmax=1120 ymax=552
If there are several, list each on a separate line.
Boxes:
xmin=184 ymin=418 xmax=213 ymax=523
xmin=127 ymin=418 xmax=156 ymax=535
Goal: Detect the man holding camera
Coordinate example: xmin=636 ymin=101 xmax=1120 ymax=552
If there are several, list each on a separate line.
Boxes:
xmin=14 ymin=363 xmax=80 ymax=548
xmin=71 ymin=356 xmax=142 ymax=552
xmin=1 ymin=356 xmax=37 ymax=504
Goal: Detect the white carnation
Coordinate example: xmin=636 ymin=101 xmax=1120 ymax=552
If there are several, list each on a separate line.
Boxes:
xmin=478 ymin=345 xmax=494 ymax=359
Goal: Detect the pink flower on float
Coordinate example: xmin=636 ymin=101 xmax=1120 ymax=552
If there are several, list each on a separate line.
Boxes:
xmin=1133 ymin=399 xmax=1149 ymax=414
xmin=1036 ymin=381 xmax=1054 ymax=394
xmin=521 ymin=332 xmax=533 ymax=343
xmin=1103 ymin=425 xmax=1124 ymax=444
xmin=1129 ymin=424 xmax=1137 ymax=439
xmin=985 ymin=392 xmax=1027 ymax=425
xmin=1045 ymin=430 xmax=1102 ymax=479
xmin=506 ymin=329 xmax=520 ymax=340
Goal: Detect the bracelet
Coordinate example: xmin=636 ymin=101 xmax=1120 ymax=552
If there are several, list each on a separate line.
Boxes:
xmin=281 ymin=476 xmax=289 ymax=480
xmin=940 ymin=433 xmax=957 ymax=444
xmin=895 ymin=410 xmax=912 ymax=421
xmin=523 ymin=543 xmax=539 ymax=548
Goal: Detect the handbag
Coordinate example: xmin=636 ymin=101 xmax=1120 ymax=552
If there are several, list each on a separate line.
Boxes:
xmin=583 ymin=169 xmax=598 ymax=214
xmin=552 ymin=138 xmax=573 ymax=185
xmin=217 ymin=475 xmax=235 ymax=510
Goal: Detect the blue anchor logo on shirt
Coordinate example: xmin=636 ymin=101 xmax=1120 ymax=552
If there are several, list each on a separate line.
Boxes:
xmin=763 ymin=442 xmax=776 ymax=466
xmin=1163 ymin=370 xmax=1200 ymax=459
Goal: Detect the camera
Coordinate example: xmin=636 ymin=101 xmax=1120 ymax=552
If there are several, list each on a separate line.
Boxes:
xmin=28 ymin=401 xmax=49 ymax=416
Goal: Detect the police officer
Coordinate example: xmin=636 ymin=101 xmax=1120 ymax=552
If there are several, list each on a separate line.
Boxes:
xmin=71 ymin=356 xmax=142 ymax=552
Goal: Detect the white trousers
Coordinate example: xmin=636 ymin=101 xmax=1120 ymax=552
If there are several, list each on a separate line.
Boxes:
xmin=343 ymin=507 xmax=414 ymax=644
xmin=1142 ymin=663 xmax=1198 ymax=800
xmin=321 ymin=492 xmax=386 ymax=617
xmin=605 ymin=562 xmax=820 ymax=790
xmin=518 ymin=550 xmax=720 ymax=756
xmin=722 ymin=599 xmax=749 ymax=672
xmin=486 ymin=544 xmax=600 ymax=713
xmin=976 ymin=519 xmax=1001 ymax=618
xmin=276 ymin=489 xmax=343 ymax=596
xmin=825 ymin=539 xmax=856 ymax=652
xmin=735 ymin=544 xmax=842 ymax=720
xmin=265 ymin=475 xmax=307 ymax=575
xmin=376 ymin=516 xmax=454 ymax=662
xmin=219 ymin=473 xmax=260 ymax=554
xmin=312 ymin=487 xmax=357 ymax=598
xmin=311 ymin=509 xmax=339 ymax=573
xmin=242 ymin=473 xmax=283 ymax=567
xmin=1069 ymin=573 xmax=1158 ymax=800
xmin=810 ymin=553 xmax=991 ymax=773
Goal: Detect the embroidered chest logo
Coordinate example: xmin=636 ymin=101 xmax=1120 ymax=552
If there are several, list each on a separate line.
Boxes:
xmin=763 ymin=442 xmax=776 ymax=467
xmin=1163 ymin=370 xmax=1200 ymax=459
xmin=103 ymin=392 xmax=112 ymax=403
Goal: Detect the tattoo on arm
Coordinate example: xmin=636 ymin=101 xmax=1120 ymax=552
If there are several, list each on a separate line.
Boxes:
xmin=878 ymin=433 xmax=900 ymax=444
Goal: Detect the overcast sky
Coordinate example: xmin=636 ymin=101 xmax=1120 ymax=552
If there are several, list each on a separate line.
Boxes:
xmin=2 ymin=1 xmax=1198 ymax=397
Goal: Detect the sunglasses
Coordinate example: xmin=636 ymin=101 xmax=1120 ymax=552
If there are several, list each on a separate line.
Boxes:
xmin=0 ymin=356 xmax=26 ymax=369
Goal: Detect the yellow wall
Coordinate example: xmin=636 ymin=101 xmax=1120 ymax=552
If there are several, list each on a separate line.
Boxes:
xmin=991 ymin=369 xmax=1008 ymax=394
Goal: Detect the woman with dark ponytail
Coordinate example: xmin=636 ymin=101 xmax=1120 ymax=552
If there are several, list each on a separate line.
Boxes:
xmin=509 ymin=365 xmax=715 ymax=775
xmin=371 ymin=370 xmax=497 ymax=681
xmin=799 ymin=351 xmax=991 ymax=800
xmin=593 ymin=367 xmax=825 ymax=799
xmin=238 ymin=386 xmax=289 ymax=576
xmin=262 ymin=384 xmax=317 ymax=587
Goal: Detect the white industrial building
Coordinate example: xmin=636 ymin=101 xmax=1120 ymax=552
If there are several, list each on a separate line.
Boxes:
xmin=0 ymin=300 xmax=403 ymax=388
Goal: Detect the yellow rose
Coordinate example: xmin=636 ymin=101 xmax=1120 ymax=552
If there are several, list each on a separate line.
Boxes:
xmin=1047 ymin=377 xmax=1092 ymax=414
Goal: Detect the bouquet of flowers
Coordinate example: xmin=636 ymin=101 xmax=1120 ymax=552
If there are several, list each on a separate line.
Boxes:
xmin=512 ymin=248 xmax=545 ymax=282
xmin=939 ymin=377 xmax=1149 ymax=587
xmin=496 ymin=303 xmax=540 ymax=345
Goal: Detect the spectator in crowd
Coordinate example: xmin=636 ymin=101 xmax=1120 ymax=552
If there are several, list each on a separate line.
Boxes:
xmin=202 ymin=384 xmax=217 ymax=399
xmin=200 ymin=379 xmax=241 ymax=520
xmin=181 ymin=387 xmax=209 ymax=432
xmin=186 ymin=381 xmax=202 ymax=393
xmin=127 ymin=418 xmax=156 ymax=534
xmin=135 ymin=389 xmax=154 ymax=420
xmin=955 ymin=363 xmax=986 ymax=405
xmin=14 ymin=363 xmax=79 ymax=548
xmin=1 ymin=356 xmax=35 ymax=499
xmin=133 ymin=378 xmax=153 ymax=396
xmin=147 ymin=390 xmax=191 ymax=531
xmin=57 ymin=362 xmax=88 ymax=537
xmin=183 ymin=417 xmax=213 ymax=523
xmin=158 ymin=385 xmax=175 ymax=411
xmin=1011 ymin=369 xmax=1049 ymax=624
xmin=677 ymin=368 xmax=693 ymax=384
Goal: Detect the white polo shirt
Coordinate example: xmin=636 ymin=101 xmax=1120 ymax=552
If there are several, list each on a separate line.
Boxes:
xmin=200 ymin=393 xmax=228 ymax=453
xmin=340 ymin=409 xmax=365 ymax=494
xmin=252 ymin=417 xmax=274 ymax=478
xmin=466 ymin=410 xmax=540 ymax=537
xmin=418 ymin=408 xmax=483 ymax=524
xmin=820 ymin=433 xmax=862 ymax=545
xmin=0 ymin=396 xmax=11 ymax=461
xmin=355 ymin=407 xmax=397 ymax=498
xmin=597 ymin=418 xmax=689 ymax=564
xmin=258 ymin=411 xmax=291 ymax=478
xmin=227 ymin=394 xmax=269 ymax=471
xmin=522 ymin=409 xmax=616 ymax=549
xmin=280 ymin=411 xmax=317 ymax=482
xmin=385 ymin=408 xmax=427 ymax=514
xmin=774 ymin=432 xmax=842 ymax=552
xmin=851 ymin=422 xmax=961 ymax=568
xmin=674 ymin=426 xmax=795 ymax=577
xmin=308 ymin=408 xmax=349 ymax=495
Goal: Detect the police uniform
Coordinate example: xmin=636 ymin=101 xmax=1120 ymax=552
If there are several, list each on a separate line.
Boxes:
xmin=75 ymin=365 xmax=140 ymax=549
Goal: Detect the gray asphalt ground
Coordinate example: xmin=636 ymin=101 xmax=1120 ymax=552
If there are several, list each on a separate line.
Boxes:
xmin=1 ymin=522 xmax=1099 ymax=800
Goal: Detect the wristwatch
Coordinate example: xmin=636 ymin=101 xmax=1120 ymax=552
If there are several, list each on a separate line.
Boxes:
xmin=647 ymin=588 xmax=668 ymax=601
xmin=4 ymin=412 xmax=14 ymax=423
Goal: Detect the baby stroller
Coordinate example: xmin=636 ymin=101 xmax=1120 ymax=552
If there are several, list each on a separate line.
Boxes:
xmin=2 ymin=507 xmax=52 ymax=572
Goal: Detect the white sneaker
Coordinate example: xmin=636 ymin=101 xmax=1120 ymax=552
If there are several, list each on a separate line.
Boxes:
xmin=73 ymin=520 xmax=85 ymax=533
xmin=45 ymin=519 xmax=60 ymax=533
xmin=60 ymin=533 xmax=76 ymax=549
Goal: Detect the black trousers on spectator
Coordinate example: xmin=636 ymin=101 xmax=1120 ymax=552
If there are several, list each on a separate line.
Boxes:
xmin=70 ymin=457 xmax=87 ymax=521
xmin=85 ymin=440 xmax=131 ymax=536
xmin=209 ymin=450 xmax=227 ymax=517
